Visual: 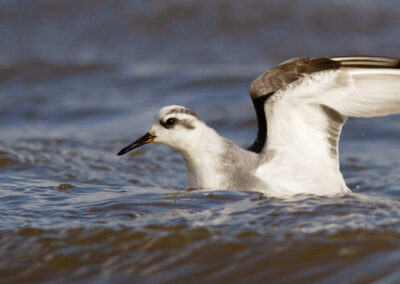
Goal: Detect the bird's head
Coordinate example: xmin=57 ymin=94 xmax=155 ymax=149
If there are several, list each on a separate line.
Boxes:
xmin=117 ymin=105 xmax=204 ymax=155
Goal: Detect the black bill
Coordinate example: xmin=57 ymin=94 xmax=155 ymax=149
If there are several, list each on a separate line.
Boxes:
xmin=117 ymin=132 xmax=155 ymax=156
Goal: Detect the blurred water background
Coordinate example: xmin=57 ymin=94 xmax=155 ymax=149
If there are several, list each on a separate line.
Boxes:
xmin=1 ymin=0 xmax=400 ymax=283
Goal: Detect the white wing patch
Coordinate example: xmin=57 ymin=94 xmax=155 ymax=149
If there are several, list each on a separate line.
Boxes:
xmin=320 ymin=69 xmax=400 ymax=117
xmin=256 ymin=67 xmax=400 ymax=195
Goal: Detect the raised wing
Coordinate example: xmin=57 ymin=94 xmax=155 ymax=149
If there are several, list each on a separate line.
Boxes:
xmin=247 ymin=56 xmax=400 ymax=153
xmin=249 ymin=56 xmax=400 ymax=195
xmin=248 ymin=57 xmax=339 ymax=152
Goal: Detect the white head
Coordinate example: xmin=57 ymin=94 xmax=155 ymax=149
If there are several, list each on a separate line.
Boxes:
xmin=117 ymin=105 xmax=256 ymax=190
xmin=117 ymin=105 xmax=207 ymax=156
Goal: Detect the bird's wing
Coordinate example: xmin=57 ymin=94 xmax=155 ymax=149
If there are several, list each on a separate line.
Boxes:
xmin=247 ymin=56 xmax=400 ymax=153
xmin=249 ymin=56 xmax=400 ymax=195
xmin=247 ymin=57 xmax=341 ymax=152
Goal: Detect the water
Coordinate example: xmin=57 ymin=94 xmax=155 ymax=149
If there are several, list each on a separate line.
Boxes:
xmin=1 ymin=1 xmax=400 ymax=283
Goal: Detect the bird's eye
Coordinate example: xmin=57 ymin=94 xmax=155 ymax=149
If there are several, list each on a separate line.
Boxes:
xmin=166 ymin=118 xmax=176 ymax=126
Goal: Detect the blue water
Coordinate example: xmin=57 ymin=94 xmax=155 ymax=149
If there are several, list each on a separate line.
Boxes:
xmin=1 ymin=1 xmax=400 ymax=283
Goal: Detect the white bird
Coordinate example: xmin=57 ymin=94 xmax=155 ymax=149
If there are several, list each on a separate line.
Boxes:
xmin=118 ymin=56 xmax=400 ymax=197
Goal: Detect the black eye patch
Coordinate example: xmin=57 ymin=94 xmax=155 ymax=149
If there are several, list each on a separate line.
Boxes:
xmin=160 ymin=117 xmax=195 ymax=129
xmin=160 ymin=117 xmax=177 ymax=128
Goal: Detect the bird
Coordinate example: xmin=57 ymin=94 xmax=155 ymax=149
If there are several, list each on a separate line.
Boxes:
xmin=118 ymin=56 xmax=400 ymax=197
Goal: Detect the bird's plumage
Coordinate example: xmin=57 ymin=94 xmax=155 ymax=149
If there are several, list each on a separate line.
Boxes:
xmin=248 ymin=56 xmax=400 ymax=153
xmin=118 ymin=56 xmax=400 ymax=196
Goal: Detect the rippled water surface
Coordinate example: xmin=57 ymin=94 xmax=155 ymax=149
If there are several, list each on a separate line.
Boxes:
xmin=1 ymin=1 xmax=400 ymax=283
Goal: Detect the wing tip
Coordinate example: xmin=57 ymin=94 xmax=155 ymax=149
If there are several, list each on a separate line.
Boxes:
xmin=330 ymin=56 xmax=400 ymax=68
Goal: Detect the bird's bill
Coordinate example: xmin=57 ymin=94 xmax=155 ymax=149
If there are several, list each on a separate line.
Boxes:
xmin=117 ymin=132 xmax=155 ymax=156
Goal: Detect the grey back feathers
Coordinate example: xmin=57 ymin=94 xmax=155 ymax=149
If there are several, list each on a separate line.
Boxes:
xmin=218 ymin=140 xmax=261 ymax=189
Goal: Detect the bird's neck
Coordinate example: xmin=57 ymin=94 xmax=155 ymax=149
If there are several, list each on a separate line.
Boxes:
xmin=176 ymin=125 xmax=259 ymax=190
xmin=177 ymin=126 xmax=226 ymax=189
